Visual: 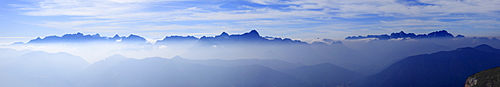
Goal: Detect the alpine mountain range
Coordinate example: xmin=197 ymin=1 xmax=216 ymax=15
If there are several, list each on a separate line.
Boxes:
xmin=1 ymin=30 xmax=499 ymax=87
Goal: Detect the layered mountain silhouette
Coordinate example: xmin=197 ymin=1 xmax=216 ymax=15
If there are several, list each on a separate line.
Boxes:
xmin=25 ymin=33 xmax=147 ymax=43
xmin=20 ymin=30 xmax=489 ymax=45
xmin=356 ymin=44 xmax=500 ymax=87
xmin=283 ymin=63 xmax=362 ymax=87
xmin=0 ymin=51 xmax=89 ymax=87
xmin=346 ymin=30 xmax=461 ymax=40
xmin=14 ymin=30 xmax=500 ymax=74
xmin=2 ymin=30 xmax=500 ymax=87
xmin=78 ymin=55 xmax=360 ymax=87
xmin=181 ymin=30 xmax=325 ymax=65
xmin=23 ymin=30 xmax=306 ymax=45
xmin=169 ymin=56 xmax=304 ymax=70
xmin=80 ymin=55 xmax=327 ymax=87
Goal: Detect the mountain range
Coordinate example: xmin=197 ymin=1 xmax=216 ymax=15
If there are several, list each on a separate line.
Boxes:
xmin=25 ymin=32 xmax=146 ymax=43
xmin=1 ymin=30 xmax=500 ymax=86
xmin=346 ymin=30 xmax=463 ymax=40
xmin=10 ymin=30 xmax=500 ymax=74
xmin=1 ymin=44 xmax=498 ymax=87
xmin=0 ymin=49 xmax=361 ymax=87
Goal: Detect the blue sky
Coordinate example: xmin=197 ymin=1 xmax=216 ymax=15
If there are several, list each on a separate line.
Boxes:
xmin=1 ymin=0 xmax=499 ymax=44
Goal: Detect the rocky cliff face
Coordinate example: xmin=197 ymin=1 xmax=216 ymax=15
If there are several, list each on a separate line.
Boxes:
xmin=465 ymin=67 xmax=500 ymax=87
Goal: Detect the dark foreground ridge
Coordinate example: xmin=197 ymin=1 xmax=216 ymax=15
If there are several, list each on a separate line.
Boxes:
xmin=466 ymin=66 xmax=500 ymax=87
xmin=346 ymin=30 xmax=464 ymax=40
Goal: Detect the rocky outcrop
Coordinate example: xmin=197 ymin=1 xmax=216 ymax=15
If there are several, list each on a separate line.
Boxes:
xmin=465 ymin=67 xmax=500 ymax=87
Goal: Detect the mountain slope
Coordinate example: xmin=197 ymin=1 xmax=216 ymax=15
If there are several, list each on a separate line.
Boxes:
xmin=81 ymin=56 xmax=302 ymax=87
xmin=357 ymin=44 xmax=500 ymax=87
xmin=0 ymin=51 xmax=90 ymax=87
xmin=284 ymin=63 xmax=361 ymax=87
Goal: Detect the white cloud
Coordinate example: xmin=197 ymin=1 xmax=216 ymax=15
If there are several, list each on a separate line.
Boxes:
xmin=19 ymin=0 xmax=137 ymax=16
xmin=278 ymin=0 xmax=500 ymax=18
xmin=0 ymin=37 xmax=31 ymax=39
xmin=36 ymin=20 xmax=115 ymax=29
xmin=8 ymin=0 xmax=500 ymax=40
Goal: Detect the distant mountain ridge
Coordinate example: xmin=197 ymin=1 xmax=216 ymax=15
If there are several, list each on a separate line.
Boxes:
xmin=198 ymin=30 xmax=306 ymax=45
xmin=155 ymin=36 xmax=198 ymax=44
xmin=22 ymin=30 xmax=307 ymax=45
xmin=346 ymin=30 xmax=464 ymax=40
xmin=26 ymin=32 xmax=147 ymax=43
xmin=21 ymin=30 xmax=476 ymax=44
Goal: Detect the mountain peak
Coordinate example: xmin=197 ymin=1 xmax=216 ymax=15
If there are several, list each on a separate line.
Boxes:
xmin=218 ymin=32 xmax=230 ymax=38
xmin=475 ymin=44 xmax=494 ymax=49
xmin=474 ymin=44 xmax=499 ymax=53
xmin=171 ymin=55 xmax=188 ymax=60
xmin=221 ymin=32 xmax=229 ymax=36
xmin=250 ymin=30 xmax=258 ymax=33
xmin=243 ymin=30 xmax=260 ymax=37
xmin=92 ymin=33 xmax=101 ymax=37
xmin=113 ymin=34 xmax=120 ymax=38
xmin=427 ymin=30 xmax=453 ymax=38
xmin=76 ymin=32 xmax=83 ymax=35
xmin=121 ymin=34 xmax=146 ymax=43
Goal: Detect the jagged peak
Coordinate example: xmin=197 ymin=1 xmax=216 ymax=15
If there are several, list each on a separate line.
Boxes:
xmin=112 ymin=34 xmax=120 ymax=38
xmin=398 ymin=31 xmax=405 ymax=34
xmin=437 ymin=30 xmax=448 ymax=33
xmin=62 ymin=32 xmax=84 ymax=37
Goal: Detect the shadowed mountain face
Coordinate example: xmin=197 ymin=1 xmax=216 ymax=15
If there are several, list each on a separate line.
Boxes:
xmin=356 ymin=44 xmax=500 ymax=87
